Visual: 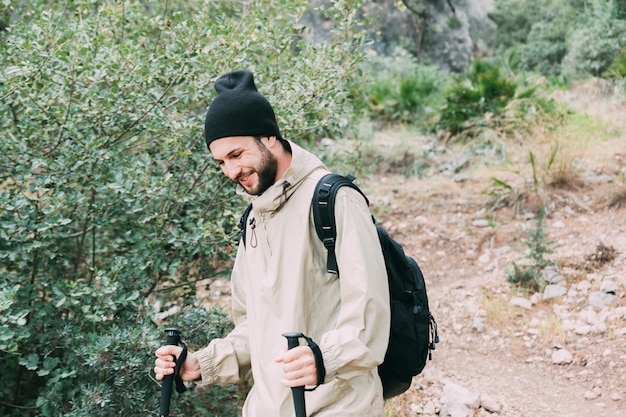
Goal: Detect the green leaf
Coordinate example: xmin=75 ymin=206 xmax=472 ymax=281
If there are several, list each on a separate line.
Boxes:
xmin=19 ymin=353 xmax=39 ymax=371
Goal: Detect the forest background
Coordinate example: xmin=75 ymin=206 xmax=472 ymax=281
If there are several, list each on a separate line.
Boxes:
xmin=1 ymin=0 xmax=625 ymax=416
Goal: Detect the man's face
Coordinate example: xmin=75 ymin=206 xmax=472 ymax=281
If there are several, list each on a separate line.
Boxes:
xmin=210 ymin=136 xmax=278 ymax=196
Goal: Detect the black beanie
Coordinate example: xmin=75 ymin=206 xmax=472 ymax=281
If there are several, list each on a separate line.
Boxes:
xmin=204 ymin=70 xmax=282 ymax=148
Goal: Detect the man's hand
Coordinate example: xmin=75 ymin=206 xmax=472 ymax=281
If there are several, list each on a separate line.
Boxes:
xmin=275 ymin=346 xmax=318 ymax=388
xmin=154 ymin=345 xmax=201 ymax=382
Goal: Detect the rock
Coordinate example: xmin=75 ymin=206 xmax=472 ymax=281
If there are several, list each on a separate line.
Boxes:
xmin=552 ymin=348 xmax=573 ymax=365
xmin=472 ymin=219 xmax=490 ymax=227
xmin=473 ymin=317 xmax=485 ymax=333
xmin=584 ymin=390 xmax=600 ymax=400
xmin=614 ymin=306 xmax=626 ymax=319
xmin=440 ymin=381 xmax=481 ymax=409
xmin=576 ymin=280 xmax=592 ymax=291
xmin=578 ymin=307 xmax=597 ymax=323
xmin=543 ymin=284 xmax=567 ymax=300
xmin=590 ymin=321 xmax=607 ymax=334
xmin=599 ymin=280 xmax=619 ymax=293
xmin=423 ymin=400 xmax=439 ymax=415
xmin=541 ymin=266 xmax=564 ymax=284
xmin=530 ymin=292 xmax=543 ymax=304
xmin=589 ymin=291 xmax=617 ymax=308
xmin=454 ymin=173 xmax=472 ymax=182
xmin=510 ymin=296 xmax=533 ymax=310
xmin=574 ymin=324 xmax=591 ymax=335
xmin=480 ymin=393 xmax=502 ymax=412
xmin=478 ymin=252 xmax=491 ymax=263
xmin=300 ymin=0 xmax=496 ymax=73
xmin=439 ymin=400 xmax=473 ymax=417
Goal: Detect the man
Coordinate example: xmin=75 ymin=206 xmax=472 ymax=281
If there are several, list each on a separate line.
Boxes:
xmin=154 ymin=70 xmax=390 ymax=416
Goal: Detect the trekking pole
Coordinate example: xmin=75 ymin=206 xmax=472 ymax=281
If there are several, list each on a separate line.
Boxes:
xmin=159 ymin=327 xmax=183 ymax=417
xmin=282 ymin=332 xmax=306 ymax=417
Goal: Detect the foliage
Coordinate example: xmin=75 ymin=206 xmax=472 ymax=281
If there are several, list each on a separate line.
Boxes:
xmin=346 ymin=48 xmax=447 ymax=127
xmin=518 ymin=19 xmax=570 ymax=77
xmin=491 ymin=0 xmax=626 ymax=79
xmin=506 ymin=207 xmax=556 ymax=291
xmin=562 ymin=6 xmax=626 ymax=79
xmin=434 ymin=59 xmax=517 ymax=139
xmin=490 ymin=0 xmax=580 ymax=76
xmin=0 ymin=0 xmax=367 ymax=415
xmin=604 ymin=48 xmax=626 ymax=78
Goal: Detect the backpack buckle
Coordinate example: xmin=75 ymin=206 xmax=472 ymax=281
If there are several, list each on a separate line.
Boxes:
xmin=322 ymin=237 xmax=335 ymax=250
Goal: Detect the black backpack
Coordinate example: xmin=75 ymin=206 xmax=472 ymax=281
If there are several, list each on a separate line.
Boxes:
xmin=240 ymin=173 xmax=439 ymax=399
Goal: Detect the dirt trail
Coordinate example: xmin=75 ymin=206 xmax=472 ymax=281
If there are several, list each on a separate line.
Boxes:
xmin=377 ymin=83 xmax=626 ymax=416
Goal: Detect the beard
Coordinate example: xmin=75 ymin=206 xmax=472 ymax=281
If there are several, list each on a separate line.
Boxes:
xmin=242 ymin=140 xmax=278 ymax=196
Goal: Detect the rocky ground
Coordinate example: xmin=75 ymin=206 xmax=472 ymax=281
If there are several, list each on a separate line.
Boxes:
xmin=373 ymin=82 xmax=626 ymax=417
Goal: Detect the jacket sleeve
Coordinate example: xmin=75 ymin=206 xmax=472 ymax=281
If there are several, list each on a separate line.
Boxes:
xmin=195 ymin=245 xmax=251 ymax=385
xmin=318 ymin=187 xmax=391 ymax=382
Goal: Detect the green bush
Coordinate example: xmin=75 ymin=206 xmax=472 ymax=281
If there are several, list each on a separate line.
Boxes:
xmin=432 ymin=58 xmax=564 ymax=141
xmin=506 ymin=208 xmax=556 ymax=292
xmin=346 ymin=48 xmax=447 ymax=127
xmin=518 ymin=19 xmax=569 ymax=77
xmin=604 ymin=48 xmax=626 ymax=78
xmin=563 ymin=18 xmax=626 ymax=78
xmin=491 ymin=0 xmax=626 ymax=79
xmin=434 ymin=59 xmax=517 ymax=137
xmin=0 ymin=0 xmax=367 ymax=415
xmin=490 ymin=0 xmax=578 ymax=76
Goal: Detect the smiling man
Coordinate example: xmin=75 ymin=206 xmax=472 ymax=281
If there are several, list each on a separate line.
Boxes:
xmin=154 ymin=70 xmax=390 ymax=416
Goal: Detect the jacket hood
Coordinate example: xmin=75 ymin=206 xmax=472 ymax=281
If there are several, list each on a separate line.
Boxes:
xmin=237 ymin=140 xmax=326 ymax=215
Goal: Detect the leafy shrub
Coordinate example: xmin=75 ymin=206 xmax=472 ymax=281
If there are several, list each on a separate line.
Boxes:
xmin=489 ymin=0 xmax=556 ymax=50
xmin=434 ymin=59 xmax=518 ymax=137
xmin=518 ymin=20 xmax=569 ymax=76
xmin=346 ymin=48 xmax=447 ymax=127
xmin=604 ymin=48 xmax=626 ymax=78
xmin=563 ymin=20 xmax=626 ymax=78
xmin=490 ymin=0 xmax=578 ymax=77
xmin=432 ymin=57 xmax=565 ymax=142
xmin=561 ymin=0 xmax=626 ymax=79
xmin=506 ymin=208 xmax=556 ymax=291
xmin=0 ymin=0 xmax=367 ymax=415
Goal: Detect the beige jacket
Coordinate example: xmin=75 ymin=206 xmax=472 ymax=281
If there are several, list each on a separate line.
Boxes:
xmin=196 ymin=142 xmax=390 ymax=416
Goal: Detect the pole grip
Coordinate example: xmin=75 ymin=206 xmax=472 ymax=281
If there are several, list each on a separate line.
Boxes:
xmin=282 ymin=332 xmax=306 ymax=417
xmin=159 ymin=327 xmax=181 ymax=417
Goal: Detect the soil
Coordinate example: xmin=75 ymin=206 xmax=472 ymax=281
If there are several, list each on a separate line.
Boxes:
xmin=371 ymin=80 xmax=626 ymax=417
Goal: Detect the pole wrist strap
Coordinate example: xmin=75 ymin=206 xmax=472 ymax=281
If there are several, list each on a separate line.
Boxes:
xmin=174 ymin=341 xmax=188 ymax=394
xmin=301 ymin=335 xmax=326 ymax=391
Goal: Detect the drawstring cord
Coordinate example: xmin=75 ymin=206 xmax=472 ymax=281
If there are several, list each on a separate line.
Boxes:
xmin=249 ymin=217 xmax=257 ymax=248
xmin=278 ymin=180 xmax=290 ymax=209
xmin=244 ymin=180 xmax=290 ymax=249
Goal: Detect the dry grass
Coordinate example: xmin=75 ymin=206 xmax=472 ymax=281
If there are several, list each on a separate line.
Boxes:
xmin=534 ymin=315 xmax=570 ymax=346
xmin=481 ymin=290 xmax=517 ymax=328
xmin=608 ymin=182 xmax=626 ymax=208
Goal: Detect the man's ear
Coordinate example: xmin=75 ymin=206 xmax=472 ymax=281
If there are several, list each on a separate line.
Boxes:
xmin=262 ymin=135 xmax=278 ymax=149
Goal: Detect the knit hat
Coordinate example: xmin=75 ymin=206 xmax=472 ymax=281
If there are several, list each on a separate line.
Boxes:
xmin=204 ymin=70 xmax=282 ymax=147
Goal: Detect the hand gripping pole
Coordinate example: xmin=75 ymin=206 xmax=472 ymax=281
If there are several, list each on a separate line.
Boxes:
xmin=282 ymin=332 xmax=307 ymax=417
xmin=159 ymin=327 xmax=187 ymax=417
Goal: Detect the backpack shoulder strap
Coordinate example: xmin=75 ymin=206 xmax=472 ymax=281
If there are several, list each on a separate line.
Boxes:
xmin=312 ymin=173 xmax=369 ymax=274
xmin=239 ymin=203 xmax=253 ymax=248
